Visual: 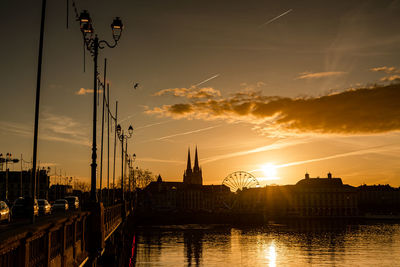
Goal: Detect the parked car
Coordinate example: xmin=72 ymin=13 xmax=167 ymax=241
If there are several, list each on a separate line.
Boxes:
xmin=11 ymin=197 xmax=39 ymax=218
xmin=37 ymin=199 xmax=52 ymax=215
xmin=0 ymin=201 xmax=11 ymax=223
xmin=52 ymin=199 xmax=69 ymax=212
xmin=64 ymin=196 xmax=79 ymax=210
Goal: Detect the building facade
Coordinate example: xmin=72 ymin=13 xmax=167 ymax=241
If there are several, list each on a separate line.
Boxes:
xmin=139 ymin=148 xmax=230 ymax=212
xmin=0 ymin=169 xmax=50 ymax=202
xmin=237 ymin=173 xmax=358 ymax=217
xmin=357 ymin=184 xmax=400 ymax=215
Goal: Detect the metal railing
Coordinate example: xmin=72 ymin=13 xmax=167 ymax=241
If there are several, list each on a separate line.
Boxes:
xmin=50 ymin=227 xmax=63 ymax=260
xmin=0 ymin=201 xmax=134 ymax=266
xmin=104 ymin=203 xmax=123 ymax=240
xmin=0 ymin=212 xmax=89 ymax=266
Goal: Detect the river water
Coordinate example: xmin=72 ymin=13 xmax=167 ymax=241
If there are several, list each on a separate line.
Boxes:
xmin=131 ymin=221 xmax=400 ymax=266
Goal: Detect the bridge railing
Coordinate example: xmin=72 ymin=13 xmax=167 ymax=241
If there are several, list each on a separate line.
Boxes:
xmin=104 ymin=203 xmax=123 ymax=240
xmin=0 ymin=212 xmax=89 ymax=267
xmin=0 ymin=201 xmax=134 ymax=266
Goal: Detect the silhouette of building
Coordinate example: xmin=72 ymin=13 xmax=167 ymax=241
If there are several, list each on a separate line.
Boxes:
xmin=139 ymin=165 xmax=400 ymax=220
xmin=238 ymin=173 xmax=358 ymax=217
xmin=357 ymin=184 xmax=400 ymax=215
xmin=183 ymin=147 xmax=203 ymax=185
xmin=0 ymin=169 xmax=50 ymax=202
xmin=292 ymin=172 xmax=358 ymax=217
xmin=48 ymin=184 xmax=73 ymax=201
xmin=138 ymin=147 xmax=230 ymax=212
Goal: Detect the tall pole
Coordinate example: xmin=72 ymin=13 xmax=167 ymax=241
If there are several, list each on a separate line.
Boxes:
xmin=107 ymin=84 xmax=110 ymax=204
xmin=121 ymin=134 xmax=124 ymax=201
xmin=20 ymin=154 xmax=23 ymax=197
xmin=125 ymin=142 xmax=129 ymax=195
xmin=99 ymin=58 xmax=107 ymax=202
xmin=128 ymin=157 xmax=131 ymax=195
xmin=90 ymin=36 xmax=99 ymax=202
xmin=32 ymin=0 xmax=46 ymax=223
xmin=128 ymin=155 xmax=133 ymax=196
xmin=112 ymin=101 xmax=118 ymax=203
xmin=5 ymin=159 xmax=8 ymax=201
xmin=37 ymin=169 xmax=40 ymax=198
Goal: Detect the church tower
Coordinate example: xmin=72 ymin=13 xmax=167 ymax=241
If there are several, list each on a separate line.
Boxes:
xmin=183 ymin=146 xmax=203 ymax=185
xmin=183 ymin=148 xmax=192 ymax=184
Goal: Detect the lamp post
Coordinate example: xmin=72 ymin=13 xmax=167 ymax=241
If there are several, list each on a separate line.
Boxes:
xmin=78 ymin=10 xmax=123 ymax=202
xmin=116 ymin=124 xmax=133 ymax=201
xmin=127 ymin=153 xmax=136 ymax=196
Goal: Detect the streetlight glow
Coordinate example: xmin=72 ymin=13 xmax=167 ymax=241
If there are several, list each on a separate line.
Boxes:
xmin=111 ymin=17 xmax=123 ymax=41
xmin=79 ymin=10 xmax=91 ymax=27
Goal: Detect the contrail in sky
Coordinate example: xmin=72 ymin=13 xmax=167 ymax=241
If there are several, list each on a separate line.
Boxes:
xmin=156 ymin=125 xmax=220 ymax=141
xmin=275 ymin=144 xmax=397 ymax=169
xmin=194 ymin=74 xmax=220 ymax=87
xmin=119 ymin=112 xmax=138 ymax=123
xmin=135 ymin=120 xmax=173 ymax=130
xmin=259 ymin=9 xmax=293 ymax=27
xmin=135 ymin=124 xmax=222 ymax=145
xmin=138 ymin=157 xmax=184 ymax=164
xmin=202 ymin=138 xmax=309 ymax=164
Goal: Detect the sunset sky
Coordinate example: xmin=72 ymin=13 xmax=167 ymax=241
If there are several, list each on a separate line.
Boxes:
xmin=1 ymin=0 xmax=400 ymax=187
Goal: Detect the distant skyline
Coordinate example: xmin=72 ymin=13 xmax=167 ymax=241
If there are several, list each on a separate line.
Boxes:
xmin=1 ymin=0 xmax=400 ymax=187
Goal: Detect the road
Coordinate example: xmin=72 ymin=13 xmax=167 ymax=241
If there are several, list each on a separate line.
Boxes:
xmin=0 ymin=209 xmax=83 ymax=238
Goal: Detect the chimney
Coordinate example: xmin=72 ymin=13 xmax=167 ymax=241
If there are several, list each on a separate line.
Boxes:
xmin=305 ymin=173 xmax=310 ymax=179
xmin=328 ymin=172 xmax=332 ymax=179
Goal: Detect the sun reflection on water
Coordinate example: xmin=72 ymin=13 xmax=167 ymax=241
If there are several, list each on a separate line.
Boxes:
xmin=267 ymin=242 xmax=277 ymax=267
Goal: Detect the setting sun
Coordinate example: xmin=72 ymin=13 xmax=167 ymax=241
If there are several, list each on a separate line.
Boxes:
xmin=260 ymin=163 xmax=280 ymax=181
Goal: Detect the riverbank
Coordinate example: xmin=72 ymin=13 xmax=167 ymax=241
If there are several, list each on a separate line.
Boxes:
xmin=134 ymin=211 xmax=400 ymax=226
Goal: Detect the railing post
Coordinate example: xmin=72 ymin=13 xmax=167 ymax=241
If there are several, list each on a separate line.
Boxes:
xmin=23 ymin=239 xmax=30 ymax=267
xmin=61 ymin=223 xmax=67 ymax=267
xmin=46 ymin=231 xmax=51 ymax=267
xmin=87 ymin=202 xmax=105 ymax=264
xmin=81 ymin=216 xmax=86 ymax=257
xmin=122 ymin=200 xmax=127 ymax=220
xmin=73 ymin=220 xmax=77 ymax=263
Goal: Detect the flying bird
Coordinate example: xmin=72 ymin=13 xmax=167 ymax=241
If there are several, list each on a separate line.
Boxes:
xmin=259 ymin=9 xmax=293 ymax=27
xmin=133 ymin=83 xmax=139 ymax=89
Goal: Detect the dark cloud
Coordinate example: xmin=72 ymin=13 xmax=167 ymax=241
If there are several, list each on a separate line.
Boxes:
xmin=146 ymin=84 xmax=400 ymax=135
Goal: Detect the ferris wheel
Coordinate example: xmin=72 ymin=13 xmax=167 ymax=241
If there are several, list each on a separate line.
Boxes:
xmin=222 ymin=171 xmax=260 ymax=192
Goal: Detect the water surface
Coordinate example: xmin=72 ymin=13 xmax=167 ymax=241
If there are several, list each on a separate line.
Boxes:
xmin=132 ymin=222 xmax=400 ymax=266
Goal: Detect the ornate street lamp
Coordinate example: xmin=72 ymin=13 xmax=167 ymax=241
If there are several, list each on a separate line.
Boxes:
xmin=116 ymin=124 xmax=133 ymax=201
xmin=111 ymin=17 xmax=123 ymax=41
xmin=77 ymin=10 xmax=123 ymax=202
xmin=79 ymin=10 xmax=91 ymax=28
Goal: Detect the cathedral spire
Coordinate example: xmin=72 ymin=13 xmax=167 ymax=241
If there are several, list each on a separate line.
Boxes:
xmin=194 ymin=146 xmax=199 ymax=171
xmin=186 ymin=147 xmax=192 ymax=172
xmin=183 ymin=146 xmax=203 ymax=185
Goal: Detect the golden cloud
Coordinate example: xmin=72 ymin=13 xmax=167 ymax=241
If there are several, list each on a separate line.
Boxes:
xmin=75 ymin=88 xmax=94 ymax=95
xmin=380 ymin=75 xmax=400 ymax=82
xmin=296 ymin=71 xmax=347 ymax=80
xmin=153 ymin=86 xmax=221 ymax=99
xmin=75 ymin=88 xmax=103 ymax=95
xmin=370 ymin=66 xmax=399 ymax=74
xmin=146 ymin=84 xmax=400 ymax=135
xmin=370 ymin=66 xmax=400 ymax=83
